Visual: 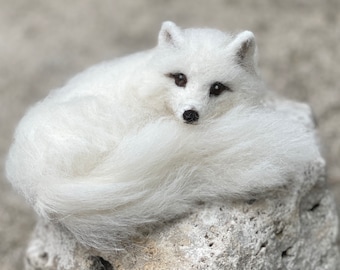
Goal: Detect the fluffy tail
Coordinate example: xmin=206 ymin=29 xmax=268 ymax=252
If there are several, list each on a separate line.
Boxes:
xmin=6 ymin=103 xmax=321 ymax=249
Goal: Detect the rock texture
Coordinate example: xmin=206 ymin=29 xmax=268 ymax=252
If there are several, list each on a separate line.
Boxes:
xmin=25 ymin=156 xmax=339 ymax=269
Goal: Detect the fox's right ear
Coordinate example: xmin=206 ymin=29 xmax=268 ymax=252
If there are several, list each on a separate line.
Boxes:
xmin=158 ymin=21 xmax=184 ymax=48
xmin=227 ymin=31 xmax=258 ymax=73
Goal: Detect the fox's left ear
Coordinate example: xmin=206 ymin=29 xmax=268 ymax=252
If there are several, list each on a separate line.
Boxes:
xmin=158 ymin=21 xmax=184 ymax=48
xmin=228 ymin=31 xmax=258 ymax=73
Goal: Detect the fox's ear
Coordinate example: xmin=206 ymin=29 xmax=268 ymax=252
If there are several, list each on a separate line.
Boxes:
xmin=228 ymin=31 xmax=257 ymax=72
xmin=158 ymin=21 xmax=184 ymax=48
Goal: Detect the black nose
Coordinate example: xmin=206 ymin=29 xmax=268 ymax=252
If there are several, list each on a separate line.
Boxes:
xmin=183 ymin=110 xmax=199 ymax=123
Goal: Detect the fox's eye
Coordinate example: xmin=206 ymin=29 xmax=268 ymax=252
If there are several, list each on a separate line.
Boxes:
xmin=209 ymin=82 xmax=231 ymax=97
xmin=168 ymin=73 xmax=187 ymax=87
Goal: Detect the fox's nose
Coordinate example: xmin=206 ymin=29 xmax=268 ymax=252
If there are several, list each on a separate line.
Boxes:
xmin=183 ymin=110 xmax=199 ymax=123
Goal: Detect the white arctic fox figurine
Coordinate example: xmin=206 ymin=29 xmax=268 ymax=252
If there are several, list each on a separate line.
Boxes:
xmin=6 ymin=22 xmax=319 ymax=250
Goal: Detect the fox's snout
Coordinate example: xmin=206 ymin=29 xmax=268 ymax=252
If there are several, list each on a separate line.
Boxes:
xmin=183 ymin=109 xmax=199 ymax=124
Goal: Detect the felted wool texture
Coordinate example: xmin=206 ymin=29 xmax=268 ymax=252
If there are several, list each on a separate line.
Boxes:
xmin=6 ymin=22 xmax=320 ymax=250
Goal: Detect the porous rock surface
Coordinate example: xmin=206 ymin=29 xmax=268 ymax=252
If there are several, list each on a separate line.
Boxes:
xmin=25 ymin=157 xmax=339 ymax=270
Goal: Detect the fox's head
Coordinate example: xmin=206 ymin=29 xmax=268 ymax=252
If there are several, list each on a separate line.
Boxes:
xmin=139 ymin=22 xmax=267 ymax=124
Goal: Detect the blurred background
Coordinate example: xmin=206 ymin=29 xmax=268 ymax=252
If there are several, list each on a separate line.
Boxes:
xmin=0 ymin=1 xmax=339 ymax=269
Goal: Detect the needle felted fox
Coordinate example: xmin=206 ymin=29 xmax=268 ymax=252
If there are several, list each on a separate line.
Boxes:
xmin=6 ymin=21 xmax=319 ymax=250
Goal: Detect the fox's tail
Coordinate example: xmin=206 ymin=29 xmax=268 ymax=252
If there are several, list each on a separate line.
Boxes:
xmin=6 ymin=104 xmax=321 ymax=250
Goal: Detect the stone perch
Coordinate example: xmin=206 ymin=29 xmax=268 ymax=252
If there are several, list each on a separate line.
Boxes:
xmin=23 ymin=101 xmax=339 ymax=270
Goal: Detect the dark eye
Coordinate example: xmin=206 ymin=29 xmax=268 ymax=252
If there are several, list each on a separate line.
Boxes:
xmin=168 ymin=73 xmax=187 ymax=87
xmin=209 ymin=82 xmax=231 ymax=97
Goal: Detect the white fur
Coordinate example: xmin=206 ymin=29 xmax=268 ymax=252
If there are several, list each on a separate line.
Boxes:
xmin=6 ymin=22 xmax=320 ymax=250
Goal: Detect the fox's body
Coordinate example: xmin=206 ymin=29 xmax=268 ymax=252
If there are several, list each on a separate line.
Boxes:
xmin=6 ymin=22 xmax=319 ymax=250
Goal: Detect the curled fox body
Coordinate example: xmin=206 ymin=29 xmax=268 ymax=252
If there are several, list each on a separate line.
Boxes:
xmin=6 ymin=22 xmax=319 ymax=250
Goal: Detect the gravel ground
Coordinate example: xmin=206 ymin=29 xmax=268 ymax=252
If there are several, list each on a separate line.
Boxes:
xmin=0 ymin=1 xmax=339 ymax=269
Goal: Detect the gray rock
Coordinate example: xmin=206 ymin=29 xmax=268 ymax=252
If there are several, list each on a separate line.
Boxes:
xmin=25 ymin=157 xmax=339 ymax=270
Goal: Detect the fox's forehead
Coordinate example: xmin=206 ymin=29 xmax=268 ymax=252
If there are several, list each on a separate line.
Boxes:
xmin=182 ymin=54 xmax=235 ymax=81
xmin=157 ymin=43 xmax=236 ymax=79
xmin=182 ymin=28 xmax=233 ymax=48
xmin=179 ymin=30 xmax=236 ymax=63
xmin=170 ymin=29 xmax=236 ymax=63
